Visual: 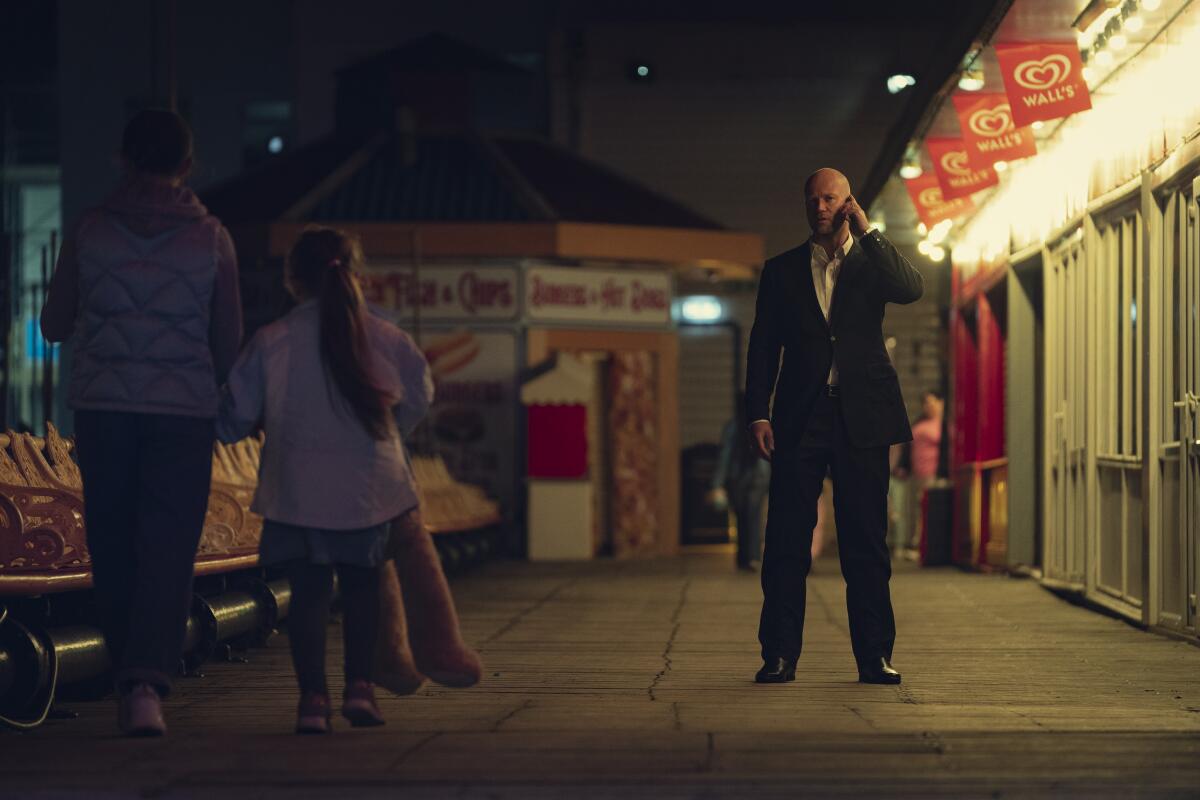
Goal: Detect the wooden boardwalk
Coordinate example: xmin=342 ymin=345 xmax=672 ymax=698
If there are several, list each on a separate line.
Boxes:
xmin=2 ymin=553 xmax=1199 ymax=798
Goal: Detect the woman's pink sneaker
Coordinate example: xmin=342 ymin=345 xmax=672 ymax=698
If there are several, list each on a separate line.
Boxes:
xmin=341 ymin=679 xmax=385 ymax=727
xmin=119 ymin=683 xmax=166 ymax=737
xmin=295 ymin=691 xmax=332 ymax=734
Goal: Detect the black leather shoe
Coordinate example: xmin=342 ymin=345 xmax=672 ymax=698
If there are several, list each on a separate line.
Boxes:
xmin=858 ymin=657 xmax=902 ymax=685
xmin=754 ymin=657 xmax=797 ymax=683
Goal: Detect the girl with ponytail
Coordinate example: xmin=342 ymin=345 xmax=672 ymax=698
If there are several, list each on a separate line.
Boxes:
xmin=218 ymin=226 xmax=433 ymax=733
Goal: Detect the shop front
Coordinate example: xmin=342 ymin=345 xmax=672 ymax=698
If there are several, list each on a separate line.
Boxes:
xmin=868 ymin=0 xmax=1200 ymax=642
xmin=358 ymin=257 xmax=680 ymax=558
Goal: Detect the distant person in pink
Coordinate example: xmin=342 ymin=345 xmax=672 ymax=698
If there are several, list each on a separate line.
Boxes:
xmin=904 ymin=390 xmax=944 ymax=555
xmin=910 ymin=391 xmax=944 ymax=481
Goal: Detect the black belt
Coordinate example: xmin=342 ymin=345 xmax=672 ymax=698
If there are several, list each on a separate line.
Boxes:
xmin=824 ymin=384 xmax=841 ymax=397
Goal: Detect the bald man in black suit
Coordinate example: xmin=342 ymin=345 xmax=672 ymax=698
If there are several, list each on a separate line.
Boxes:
xmin=745 ymin=168 xmax=923 ymax=685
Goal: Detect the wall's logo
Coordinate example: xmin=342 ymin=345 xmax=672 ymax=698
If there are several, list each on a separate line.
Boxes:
xmin=906 ymin=172 xmax=975 ymax=226
xmin=940 ymin=150 xmax=974 ymax=177
xmin=1013 ymin=54 xmax=1072 ymax=90
xmin=968 ymin=105 xmax=1015 ymax=137
xmin=918 ymin=187 xmax=945 ymax=208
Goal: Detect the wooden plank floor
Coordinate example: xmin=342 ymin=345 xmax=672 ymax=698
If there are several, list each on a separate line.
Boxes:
xmin=2 ymin=553 xmax=1199 ymax=798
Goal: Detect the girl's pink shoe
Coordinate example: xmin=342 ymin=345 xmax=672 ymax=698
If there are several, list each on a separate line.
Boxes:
xmin=295 ymin=691 xmax=332 ymax=734
xmin=341 ymin=679 xmax=385 ymax=727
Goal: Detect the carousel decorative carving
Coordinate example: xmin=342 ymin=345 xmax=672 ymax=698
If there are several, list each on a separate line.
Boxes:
xmin=0 ymin=429 xmax=267 ymax=594
xmin=203 ymin=433 xmax=264 ymax=555
xmin=1 ymin=423 xmax=500 ymax=594
xmin=409 ymin=453 xmax=501 ymax=534
xmin=0 ymin=428 xmax=89 ymax=578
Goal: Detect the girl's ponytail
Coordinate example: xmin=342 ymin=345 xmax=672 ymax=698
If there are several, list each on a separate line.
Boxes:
xmin=287 ymin=228 xmax=392 ymax=440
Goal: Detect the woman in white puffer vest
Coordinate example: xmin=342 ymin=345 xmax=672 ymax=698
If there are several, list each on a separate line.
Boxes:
xmin=41 ymin=109 xmax=242 ymax=737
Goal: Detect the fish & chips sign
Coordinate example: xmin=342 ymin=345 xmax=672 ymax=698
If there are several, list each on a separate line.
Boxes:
xmin=361 ymin=265 xmax=519 ymax=322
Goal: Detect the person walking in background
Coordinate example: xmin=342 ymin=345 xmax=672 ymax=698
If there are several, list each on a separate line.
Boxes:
xmin=745 ymin=168 xmax=923 ymax=686
xmin=708 ymin=393 xmax=771 ymax=571
xmin=884 ymin=337 xmax=911 ymax=555
xmin=40 ymin=109 xmax=243 ymax=736
xmin=218 ymin=227 xmax=433 ymax=735
xmin=888 ymin=439 xmax=911 ymax=556
xmin=905 ymin=390 xmax=944 ymax=559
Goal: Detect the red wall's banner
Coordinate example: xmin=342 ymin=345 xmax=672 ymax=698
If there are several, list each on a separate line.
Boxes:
xmin=952 ymin=93 xmax=1038 ymax=168
xmin=927 ymin=138 xmax=999 ymax=200
xmin=904 ymin=173 xmax=975 ymax=228
xmin=995 ymin=42 xmax=1092 ymax=127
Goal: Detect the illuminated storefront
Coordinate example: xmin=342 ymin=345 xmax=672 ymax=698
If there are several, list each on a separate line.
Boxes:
xmin=871 ymin=0 xmax=1200 ymax=642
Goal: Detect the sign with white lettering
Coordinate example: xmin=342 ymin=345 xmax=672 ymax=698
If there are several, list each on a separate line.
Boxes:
xmin=524 ymin=266 xmax=672 ymax=326
xmin=927 ymin=138 xmax=1000 ymax=201
xmin=952 ymin=93 xmax=1038 ymax=169
xmin=904 ymin=173 xmax=975 ymax=229
xmin=360 ymin=265 xmax=519 ymax=322
xmin=996 ymin=42 xmax=1092 ymax=127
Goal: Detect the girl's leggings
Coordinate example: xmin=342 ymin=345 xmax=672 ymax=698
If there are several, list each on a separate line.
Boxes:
xmin=286 ymin=560 xmax=381 ymax=694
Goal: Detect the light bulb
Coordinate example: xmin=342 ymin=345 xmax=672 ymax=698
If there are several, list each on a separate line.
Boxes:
xmin=918 ymin=240 xmax=933 ymax=255
xmin=993 ymin=160 xmax=1008 ymax=173
xmin=917 ymin=223 xmax=928 ymax=236
xmin=679 ymin=296 xmax=723 ymax=323
xmin=1095 ymin=49 xmax=1114 ymax=67
xmin=958 ymin=70 xmax=985 ymax=91
xmin=1109 ymin=33 xmax=1127 ymax=50
xmin=1124 ymin=15 xmax=1144 ymax=33
xmin=1142 ymin=0 xmax=1161 ymax=11
xmin=887 ymin=74 xmax=917 ymax=94
xmin=929 ymin=246 xmax=946 ymax=262
xmin=899 ymin=163 xmax=923 ymax=180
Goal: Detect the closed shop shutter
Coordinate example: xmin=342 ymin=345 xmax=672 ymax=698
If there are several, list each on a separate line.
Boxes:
xmin=679 ymin=325 xmax=737 ymax=449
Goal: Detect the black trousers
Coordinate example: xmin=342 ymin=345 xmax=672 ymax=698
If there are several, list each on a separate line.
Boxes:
xmin=758 ymin=393 xmax=896 ymax=667
xmin=74 ymin=410 xmax=215 ymax=695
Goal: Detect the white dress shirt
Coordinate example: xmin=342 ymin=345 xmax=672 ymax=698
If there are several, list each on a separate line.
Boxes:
xmin=811 ymin=232 xmax=855 ymax=385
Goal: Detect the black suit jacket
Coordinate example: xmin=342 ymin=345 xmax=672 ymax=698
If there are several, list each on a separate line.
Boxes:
xmin=745 ymin=230 xmax=924 ymax=449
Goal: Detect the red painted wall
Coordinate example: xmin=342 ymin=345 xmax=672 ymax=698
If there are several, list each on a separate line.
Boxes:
xmin=975 ymin=293 xmax=1006 ymax=462
xmin=951 ymin=309 xmax=979 ymax=468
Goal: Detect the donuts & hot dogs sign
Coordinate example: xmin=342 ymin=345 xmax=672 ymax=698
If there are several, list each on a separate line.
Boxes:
xmin=524 ymin=266 xmax=672 ymax=326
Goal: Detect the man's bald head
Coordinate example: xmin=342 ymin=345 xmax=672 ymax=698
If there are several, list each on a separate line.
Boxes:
xmin=804 ymin=168 xmax=853 ymax=237
xmin=804 ymin=168 xmax=851 ymax=197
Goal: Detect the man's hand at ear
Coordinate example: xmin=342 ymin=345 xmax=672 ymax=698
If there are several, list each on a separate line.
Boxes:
xmin=836 ymin=194 xmax=871 ymax=238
